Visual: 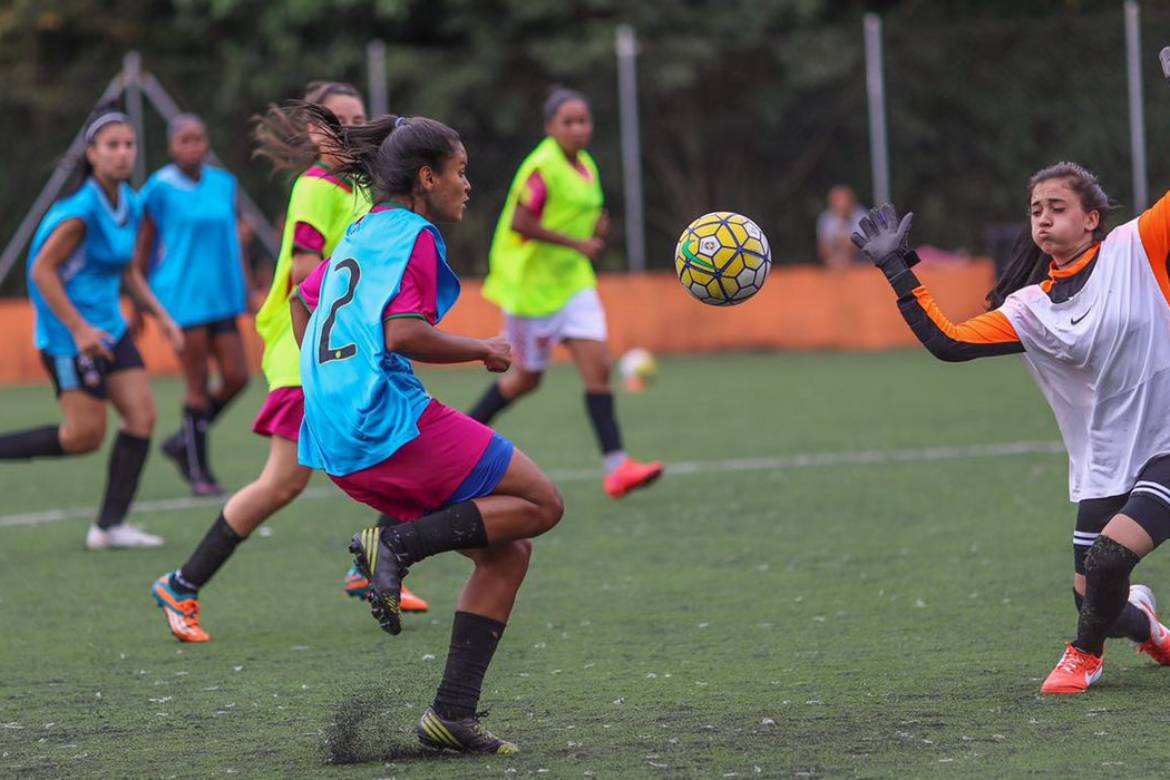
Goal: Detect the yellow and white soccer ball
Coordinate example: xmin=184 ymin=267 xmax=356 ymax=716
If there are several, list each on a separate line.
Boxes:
xmin=618 ymin=347 xmax=658 ymax=392
xmin=674 ymin=212 xmax=771 ymax=306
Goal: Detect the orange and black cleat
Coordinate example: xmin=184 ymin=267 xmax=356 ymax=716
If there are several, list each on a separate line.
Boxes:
xmin=151 ymin=574 xmax=210 ymax=643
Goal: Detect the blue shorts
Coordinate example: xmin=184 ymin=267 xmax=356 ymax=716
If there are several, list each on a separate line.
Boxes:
xmin=445 ymin=433 xmax=515 ymax=506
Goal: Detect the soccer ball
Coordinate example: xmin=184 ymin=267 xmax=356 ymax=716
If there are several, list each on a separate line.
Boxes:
xmin=674 ymin=212 xmax=771 ymax=306
xmin=618 ymin=348 xmax=658 ymax=392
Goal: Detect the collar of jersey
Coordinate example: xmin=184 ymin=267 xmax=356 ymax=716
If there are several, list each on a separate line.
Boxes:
xmin=1047 ymin=243 xmax=1100 ymax=280
xmin=371 ymin=202 xmax=408 ymax=214
xmin=87 ymin=177 xmax=129 ymax=225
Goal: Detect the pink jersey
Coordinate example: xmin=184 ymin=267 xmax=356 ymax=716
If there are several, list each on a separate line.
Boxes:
xmin=298 ymin=229 xmax=439 ymax=322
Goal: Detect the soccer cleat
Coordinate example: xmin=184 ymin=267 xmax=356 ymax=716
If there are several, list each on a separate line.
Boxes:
xmin=151 ymin=574 xmax=210 ymax=642
xmin=400 ymin=583 xmax=430 ymax=613
xmin=348 ymin=527 xmax=406 ymax=635
xmin=416 ymin=706 xmax=519 ymax=755
xmin=603 ymin=457 xmax=664 ymax=499
xmin=1129 ymin=584 xmax=1170 ymax=665
xmin=344 ymin=565 xmax=429 ymax=612
xmin=1040 ymin=643 xmax=1104 ymax=694
xmin=160 ymin=432 xmax=193 ymax=484
xmin=86 ymin=524 xmax=164 ymax=550
xmin=190 ymin=476 xmax=224 ymax=497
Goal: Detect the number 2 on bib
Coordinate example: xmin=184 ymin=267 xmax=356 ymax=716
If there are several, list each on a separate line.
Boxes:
xmin=318 ymin=258 xmax=360 ymax=364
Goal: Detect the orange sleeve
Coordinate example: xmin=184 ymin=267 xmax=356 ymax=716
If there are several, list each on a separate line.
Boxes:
xmin=912 ymin=287 xmax=1020 ymax=345
xmin=1138 ymin=190 xmax=1170 ymax=305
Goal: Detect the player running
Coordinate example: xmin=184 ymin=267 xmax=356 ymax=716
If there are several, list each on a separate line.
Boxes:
xmin=468 ymin=87 xmax=662 ymax=498
xmin=855 ymin=162 xmax=1170 ymax=695
xmin=150 ymin=82 xmax=427 ymax=644
xmin=0 ymin=109 xmax=181 ymax=549
xmin=136 ymin=113 xmax=251 ymax=496
xmin=289 ymin=106 xmax=563 ymax=754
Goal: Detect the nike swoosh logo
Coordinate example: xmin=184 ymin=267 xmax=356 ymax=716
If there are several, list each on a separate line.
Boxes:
xmin=680 ymin=239 xmax=718 ymax=273
xmin=1071 ymin=308 xmax=1093 ymax=326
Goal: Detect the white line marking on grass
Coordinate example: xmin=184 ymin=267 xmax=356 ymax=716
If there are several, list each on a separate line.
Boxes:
xmin=0 ymin=440 xmax=1063 ymax=529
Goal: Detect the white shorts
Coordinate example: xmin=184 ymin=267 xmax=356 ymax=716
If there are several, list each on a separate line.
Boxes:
xmin=504 ymin=288 xmax=608 ymax=372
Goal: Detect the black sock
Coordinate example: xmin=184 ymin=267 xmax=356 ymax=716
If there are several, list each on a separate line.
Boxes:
xmin=96 ymin=432 xmax=150 ymax=529
xmin=178 ymin=512 xmax=245 ymax=589
xmin=433 ymin=611 xmax=506 ymax=720
xmin=585 ymin=391 xmax=623 ymax=455
xmin=468 ymin=382 xmax=511 ymax=424
xmin=0 ymin=425 xmax=65 ymax=460
xmin=182 ymin=405 xmax=212 ymax=478
xmin=1074 ymin=537 xmax=1142 ymax=655
xmin=1074 ymin=588 xmax=1150 ymax=642
xmin=384 ymin=501 xmax=488 ymax=566
xmin=206 ymin=395 xmax=229 ymax=424
xmin=377 ymin=513 xmax=404 ymax=528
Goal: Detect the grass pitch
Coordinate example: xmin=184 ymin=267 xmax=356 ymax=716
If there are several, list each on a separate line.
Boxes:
xmin=1 ymin=350 xmax=1167 ymax=778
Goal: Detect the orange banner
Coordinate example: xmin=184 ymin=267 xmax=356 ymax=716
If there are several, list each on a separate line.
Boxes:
xmin=0 ymin=261 xmax=994 ymax=385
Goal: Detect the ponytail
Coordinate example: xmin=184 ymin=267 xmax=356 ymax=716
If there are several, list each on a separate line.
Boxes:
xmin=986 ymin=161 xmax=1113 ymax=309
xmin=292 ymin=103 xmax=462 ymax=202
xmin=252 ymin=81 xmax=364 ymax=173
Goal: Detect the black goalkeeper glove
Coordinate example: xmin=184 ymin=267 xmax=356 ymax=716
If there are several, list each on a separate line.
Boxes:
xmin=850 ymin=203 xmax=915 ymax=284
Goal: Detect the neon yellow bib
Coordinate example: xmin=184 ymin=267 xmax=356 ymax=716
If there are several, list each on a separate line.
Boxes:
xmin=255 ymin=166 xmax=371 ymax=390
xmin=484 ymin=137 xmax=604 ymax=318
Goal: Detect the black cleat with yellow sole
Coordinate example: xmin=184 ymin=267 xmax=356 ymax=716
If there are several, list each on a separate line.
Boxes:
xmin=348 ymin=527 xmax=405 ymax=635
xmin=416 ymin=706 xmax=519 ymax=755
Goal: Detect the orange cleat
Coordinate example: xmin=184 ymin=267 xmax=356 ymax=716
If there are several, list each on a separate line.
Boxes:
xmin=151 ymin=574 xmax=210 ymax=643
xmin=1129 ymin=585 xmax=1170 ymax=665
xmin=1040 ymin=643 xmax=1103 ymax=694
xmin=400 ymin=583 xmax=430 ymax=613
xmin=603 ymin=457 xmax=664 ymax=499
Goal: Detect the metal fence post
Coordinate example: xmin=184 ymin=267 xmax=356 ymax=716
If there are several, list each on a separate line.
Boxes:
xmin=367 ymin=39 xmax=389 ymax=117
xmin=123 ymin=51 xmax=147 ymax=187
xmin=615 ymin=25 xmax=646 ymax=272
xmin=1125 ymin=1 xmax=1149 ymax=212
xmin=863 ymin=14 xmax=890 ymax=208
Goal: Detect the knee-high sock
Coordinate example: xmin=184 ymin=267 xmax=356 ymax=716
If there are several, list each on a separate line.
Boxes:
xmin=175 ymin=512 xmax=245 ymax=591
xmin=468 ymin=382 xmax=511 ymax=425
xmin=383 ymin=501 xmax=488 ymax=567
xmin=96 ymin=432 xmax=150 ymax=529
xmin=0 ymin=425 xmax=65 ymax=460
xmin=432 ymin=611 xmax=506 ymax=720
xmin=1074 ymin=537 xmax=1142 ymax=655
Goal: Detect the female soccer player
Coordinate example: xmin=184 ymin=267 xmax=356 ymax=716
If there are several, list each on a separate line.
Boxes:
xmin=0 ymin=109 xmax=182 ymax=549
xmin=469 ymin=87 xmax=662 ymax=498
xmin=150 ymin=82 xmax=427 ymax=642
xmin=290 ymin=106 xmax=564 ymax=754
xmin=137 ymin=113 xmax=251 ymax=496
xmin=854 ymin=163 xmax=1170 ymax=695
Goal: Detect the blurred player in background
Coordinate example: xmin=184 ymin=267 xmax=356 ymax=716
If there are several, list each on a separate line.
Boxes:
xmin=0 ymin=109 xmax=181 ymax=549
xmin=855 ymin=163 xmax=1170 ymax=695
xmin=150 ymin=82 xmax=427 ymax=643
xmin=136 ymin=113 xmax=251 ymax=497
xmin=290 ymin=105 xmax=563 ymax=755
xmin=470 ymin=87 xmax=662 ymax=499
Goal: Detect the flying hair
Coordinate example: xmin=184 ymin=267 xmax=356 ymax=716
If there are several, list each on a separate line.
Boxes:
xmin=252 ymin=81 xmax=365 ymax=173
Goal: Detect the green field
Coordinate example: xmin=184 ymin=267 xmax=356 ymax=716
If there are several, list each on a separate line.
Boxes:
xmin=2 ymin=350 xmax=1168 ymax=778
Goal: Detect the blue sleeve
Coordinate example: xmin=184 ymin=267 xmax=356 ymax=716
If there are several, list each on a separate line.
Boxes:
xmin=139 ymin=174 xmax=165 ymax=224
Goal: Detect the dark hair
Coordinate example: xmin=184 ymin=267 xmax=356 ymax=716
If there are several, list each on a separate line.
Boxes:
xmin=74 ymin=104 xmax=132 ymax=186
xmin=986 ymin=161 xmax=1112 ymax=309
xmin=543 ymin=86 xmax=588 ymax=124
xmin=167 ymin=112 xmax=205 ymax=141
xmin=253 ymin=81 xmax=365 ymax=173
xmin=293 ymin=103 xmax=462 ymax=201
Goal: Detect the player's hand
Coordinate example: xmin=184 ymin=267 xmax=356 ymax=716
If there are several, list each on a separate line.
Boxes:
xmin=481 ymin=336 xmax=512 ymax=373
xmin=575 ymin=237 xmax=605 ymax=262
xmin=72 ymin=323 xmax=114 ymax=362
xmin=851 ymin=203 xmax=914 ymax=283
xmin=159 ymin=317 xmax=185 ymax=353
xmin=594 ymin=212 xmax=611 ymax=240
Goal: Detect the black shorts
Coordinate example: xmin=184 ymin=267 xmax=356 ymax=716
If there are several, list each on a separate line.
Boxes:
xmin=1073 ymin=454 xmax=1170 ymax=573
xmin=40 ymin=331 xmax=145 ymax=400
xmin=185 ymin=316 xmax=239 ymax=337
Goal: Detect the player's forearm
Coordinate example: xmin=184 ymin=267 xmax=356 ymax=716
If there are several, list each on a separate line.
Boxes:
xmin=291 ymin=251 xmax=322 ymax=286
xmin=30 ymin=260 xmax=87 ymax=334
xmin=512 ymin=210 xmax=579 ymax=250
xmin=385 ymin=319 xmax=486 ymax=364
xmin=123 ymin=268 xmax=172 ymax=323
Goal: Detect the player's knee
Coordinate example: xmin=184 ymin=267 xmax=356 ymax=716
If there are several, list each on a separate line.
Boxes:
xmin=124 ymin=405 xmax=156 ymax=437
xmin=532 ymin=481 xmax=564 ymax=534
xmin=270 ymin=472 xmax=309 ymax=507
xmin=1084 ymin=536 xmax=1141 ymax=580
xmin=60 ymin=420 xmax=105 ymax=453
xmin=511 ymin=372 xmax=542 ymax=396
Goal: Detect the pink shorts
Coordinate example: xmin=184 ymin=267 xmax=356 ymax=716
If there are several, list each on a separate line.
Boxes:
xmin=329 ymin=400 xmax=495 ymax=521
xmin=252 ymin=387 xmax=304 ymax=442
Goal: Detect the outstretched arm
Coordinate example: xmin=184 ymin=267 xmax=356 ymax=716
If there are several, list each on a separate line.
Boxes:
xmin=384 ymin=317 xmax=511 ymax=372
xmin=853 ymin=204 xmax=1023 ymax=362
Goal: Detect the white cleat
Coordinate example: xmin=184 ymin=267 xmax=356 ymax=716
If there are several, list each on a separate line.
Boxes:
xmin=1129 ymin=584 xmax=1170 ymax=665
xmin=85 ymin=524 xmax=165 ymax=550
